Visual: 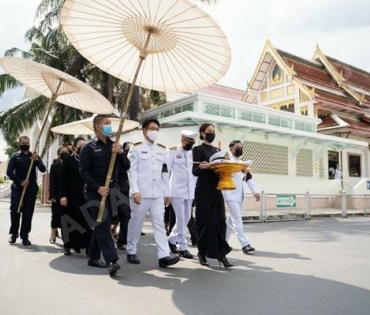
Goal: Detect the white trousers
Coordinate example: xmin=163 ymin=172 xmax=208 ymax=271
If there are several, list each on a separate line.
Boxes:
xmin=168 ymin=198 xmax=192 ymax=251
xmin=127 ymin=197 xmax=170 ymax=259
xmin=225 ymin=200 xmax=250 ymax=248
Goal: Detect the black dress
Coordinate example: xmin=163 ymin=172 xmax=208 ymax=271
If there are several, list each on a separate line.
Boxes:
xmin=192 ymin=143 xmax=231 ymax=259
xmin=49 ymin=161 xmax=62 ymax=229
xmin=60 ymin=155 xmax=91 ymax=252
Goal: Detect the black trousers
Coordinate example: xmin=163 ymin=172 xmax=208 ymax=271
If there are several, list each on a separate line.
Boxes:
xmin=9 ymin=184 xmax=38 ymax=240
xmin=85 ymin=189 xmax=118 ymax=264
xmin=51 ymin=201 xmax=62 ymax=228
xmin=117 ymin=194 xmax=131 ymax=245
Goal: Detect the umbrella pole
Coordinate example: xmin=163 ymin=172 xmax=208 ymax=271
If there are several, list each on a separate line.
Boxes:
xmin=17 ymin=82 xmax=62 ymax=213
xmin=96 ymin=32 xmax=153 ymax=222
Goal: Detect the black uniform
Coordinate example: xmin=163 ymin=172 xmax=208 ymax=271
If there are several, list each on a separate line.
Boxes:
xmin=7 ymin=151 xmax=46 ymax=240
xmin=79 ymin=138 xmax=129 ymax=264
xmin=116 ymin=151 xmax=131 ymax=247
xmin=192 ymin=143 xmax=231 ymax=259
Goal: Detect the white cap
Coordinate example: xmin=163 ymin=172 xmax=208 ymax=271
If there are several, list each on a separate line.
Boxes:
xmin=181 ymin=129 xmax=197 ymax=141
xmin=209 ymin=150 xmax=228 ymax=162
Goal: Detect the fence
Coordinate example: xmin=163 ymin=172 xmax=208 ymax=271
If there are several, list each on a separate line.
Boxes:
xmin=239 ymin=191 xmax=370 ymax=223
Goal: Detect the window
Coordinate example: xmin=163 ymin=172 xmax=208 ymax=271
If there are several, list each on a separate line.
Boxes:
xmin=348 ymin=154 xmax=361 ymax=177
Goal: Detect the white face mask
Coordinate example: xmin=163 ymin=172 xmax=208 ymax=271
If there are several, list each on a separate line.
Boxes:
xmin=147 ymin=130 xmax=158 ymax=142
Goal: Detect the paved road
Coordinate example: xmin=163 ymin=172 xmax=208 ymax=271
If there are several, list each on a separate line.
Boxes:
xmin=0 ymin=201 xmax=369 ymax=315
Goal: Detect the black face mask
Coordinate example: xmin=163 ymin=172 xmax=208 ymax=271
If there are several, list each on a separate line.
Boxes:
xmin=76 ymin=148 xmax=81 ymax=155
xmin=234 ymin=148 xmax=243 ymax=157
xmin=205 ymin=132 xmax=215 ymax=143
xmin=60 ymin=152 xmax=69 ymax=160
xmin=19 ymin=144 xmax=30 ymax=152
xmin=183 ymin=143 xmax=194 ymax=151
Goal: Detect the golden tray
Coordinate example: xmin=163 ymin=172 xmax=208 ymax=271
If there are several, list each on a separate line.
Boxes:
xmin=210 ymin=162 xmax=249 ymax=190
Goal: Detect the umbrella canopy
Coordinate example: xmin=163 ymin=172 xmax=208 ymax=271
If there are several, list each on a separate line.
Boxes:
xmin=61 ymin=0 xmax=231 ymax=93
xmin=0 ymin=57 xmax=113 ymax=114
xmin=51 ymin=116 xmax=139 ymax=135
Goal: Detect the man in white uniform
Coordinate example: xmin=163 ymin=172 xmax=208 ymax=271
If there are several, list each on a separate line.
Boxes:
xmin=126 ymin=118 xmax=180 ymax=268
xmin=167 ymin=130 xmax=197 ymax=259
xmin=223 ymin=140 xmax=259 ymax=254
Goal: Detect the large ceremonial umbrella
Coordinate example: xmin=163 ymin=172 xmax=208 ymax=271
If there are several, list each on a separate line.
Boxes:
xmin=61 ymin=0 xmax=231 ymax=221
xmin=0 ymin=57 xmax=114 ymax=212
xmin=51 ymin=115 xmax=139 ymax=135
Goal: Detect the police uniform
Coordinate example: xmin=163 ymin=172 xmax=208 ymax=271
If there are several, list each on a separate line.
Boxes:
xmin=126 ymin=138 xmax=171 ymax=259
xmin=79 ymin=137 xmax=129 ymax=265
xmin=166 ymin=130 xmax=197 ymax=252
xmin=7 ymin=150 xmax=46 ymax=242
xmin=222 ymin=151 xmax=258 ymax=248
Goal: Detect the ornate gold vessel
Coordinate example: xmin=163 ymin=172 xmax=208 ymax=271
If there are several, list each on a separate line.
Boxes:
xmin=210 ymin=162 xmax=250 ymax=190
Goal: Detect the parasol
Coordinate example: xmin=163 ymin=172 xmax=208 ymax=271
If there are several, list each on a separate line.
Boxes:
xmin=51 ymin=115 xmax=139 ymax=135
xmin=61 ymin=0 xmax=231 ymax=221
xmin=0 ymin=57 xmax=114 ymax=212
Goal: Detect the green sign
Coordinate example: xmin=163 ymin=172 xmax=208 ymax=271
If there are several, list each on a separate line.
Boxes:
xmin=277 ymin=194 xmax=296 ymax=207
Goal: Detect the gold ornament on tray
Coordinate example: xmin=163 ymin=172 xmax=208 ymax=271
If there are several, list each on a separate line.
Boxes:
xmin=209 ymin=151 xmax=252 ymax=190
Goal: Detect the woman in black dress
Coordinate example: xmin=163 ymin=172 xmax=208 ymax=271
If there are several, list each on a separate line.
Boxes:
xmin=192 ymin=123 xmax=232 ymax=268
xmin=60 ymin=137 xmax=91 ymax=255
xmin=49 ymin=146 xmax=69 ymax=243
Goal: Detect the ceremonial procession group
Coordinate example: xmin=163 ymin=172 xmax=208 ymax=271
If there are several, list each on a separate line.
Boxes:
xmin=6 ymin=115 xmax=260 ymax=276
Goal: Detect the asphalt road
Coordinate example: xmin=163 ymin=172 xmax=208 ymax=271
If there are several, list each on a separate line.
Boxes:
xmin=0 ymin=201 xmax=369 ymax=315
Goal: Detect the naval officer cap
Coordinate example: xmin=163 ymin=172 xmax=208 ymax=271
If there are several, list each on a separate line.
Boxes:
xmin=181 ymin=130 xmax=197 ymax=141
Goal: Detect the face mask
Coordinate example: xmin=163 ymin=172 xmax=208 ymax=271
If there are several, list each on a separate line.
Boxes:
xmin=234 ymin=148 xmax=243 ymax=157
xmin=20 ymin=144 xmax=30 ymax=152
xmin=101 ymin=124 xmax=112 ymax=137
xmin=147 ymin=130 xmax=158 ymax=142
xmin=68 ymin=150 xmax=73 ymax=156
xmin=183 ymin=143 xmax=194 ymax=151
xmin=205 ymin=132 xmax=215 ymax=143
xmin=60 ymin=152 xmax=69 ymax=160
xmin=76 ymin=148 xmax=81 ymax=155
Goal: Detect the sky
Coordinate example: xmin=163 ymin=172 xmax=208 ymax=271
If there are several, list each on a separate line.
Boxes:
xmin=1 ymin=0 xmax=370 ymax=159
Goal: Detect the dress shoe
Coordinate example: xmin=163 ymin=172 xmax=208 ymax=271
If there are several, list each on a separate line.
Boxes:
xmin=116 ymin=242 xmax=126 ymax=250
xmin=64 ymin=247 xmax=71 ymax=256
xmin=88 ymin=259 xmax=107 ymax=268
xmin=22 ymin=239 xmax=31 ymax=246
xmin=107 ymin=262 xmax=121 ymax=275
xmin=140 ymin=231 xmax=146 ymax=236
xmin=242 ymin=244 xmax=255 ymax=254
xmin=218 ymin=256 xmax=233 ymax=268
xmin=8 ymin=234 xmax=17 ymax=244
xmin=178 ymin=250 xmax=194 ymax=259
xmin=158 ymin=255 xmax=180 ymax=268
xmin=127 ymin=254 xmax=140 ymax=264
xmin=168 ymin=242 xmax=178 ymax=254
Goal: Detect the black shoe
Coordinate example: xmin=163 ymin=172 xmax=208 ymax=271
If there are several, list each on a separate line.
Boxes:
xmin=116 ymin=242 xmax=126 ymax=250
xmin=22 ymin=239 xmax=31 ymax=246
xmin=107 ymin=262 xmax=121 ymax=275
xmin=178 ymin=250 xmax=193 ymax=259
xmin=127 ymin=254 xmax=140 ymax=264
xmin=168 ymin=242 xmax=178 ymax=254
xmin=218 ymin=256 xmax=233 ymax=268
xmin=158 ymin=255 xmax=180 ymax=268
xmin=197 ymin=252 xmax=209 ymax=266
xmin=242 ymin=244 xmax=255 ymax=254
xmin=140 ymin=231 xmax=146 ymax=236
xmin=64 ymin=248 xmax=71 ymax=256
xmin=8 ymin=234 xmax=17 ymax=244
xmin=88 ymin=259 xmax=107 ymax=268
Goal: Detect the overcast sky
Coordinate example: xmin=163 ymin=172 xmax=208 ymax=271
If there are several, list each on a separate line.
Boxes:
xmin=1 ymin=0 xmax=370 ymax=158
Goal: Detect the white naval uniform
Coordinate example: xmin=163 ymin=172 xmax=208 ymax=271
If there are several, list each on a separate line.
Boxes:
xmin=127 ymin=139 xmax=171 ymax=259
xmin=166 ymin=145 xmax=195 ymax=251
xmin=222 ymin=151 xmax=258 ymax=248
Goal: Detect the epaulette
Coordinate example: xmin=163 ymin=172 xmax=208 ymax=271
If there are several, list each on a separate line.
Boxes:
xmin=169 ymin=146 xmax=177 ymax=151
xmin=134 ymin=141 xmax=142 ymax=146
xmin=156 ymin=143 xmax=166 ymax=149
